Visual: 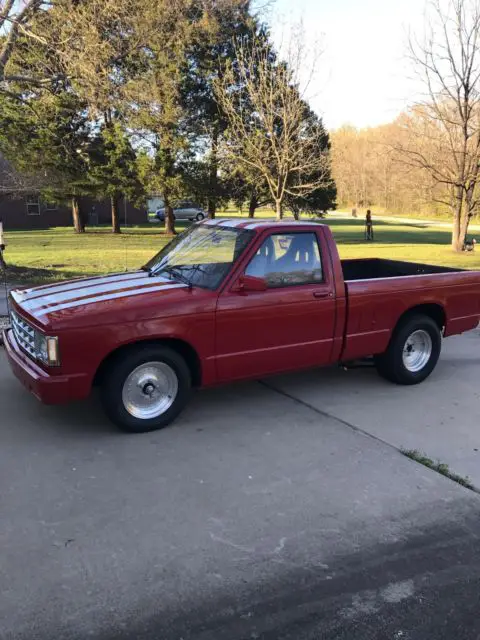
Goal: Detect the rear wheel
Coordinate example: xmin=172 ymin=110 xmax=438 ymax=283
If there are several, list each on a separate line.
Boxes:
xmin=195 ymin=212 xmax=205 ymax=221
xmin=375 ymin=315 xmax=441 ymax=385
xmin=101 ymin=345 xmax=191 ymax=433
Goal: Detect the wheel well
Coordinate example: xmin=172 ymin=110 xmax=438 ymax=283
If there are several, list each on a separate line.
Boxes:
xmin=397 ymin=303 xmax=446 ymax=331
xmin=93 ymin=338 xmax=202 ymax=388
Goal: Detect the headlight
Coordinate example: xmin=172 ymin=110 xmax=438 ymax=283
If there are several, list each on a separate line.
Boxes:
xmin=34 ymin=332 xmax=60 ymax=366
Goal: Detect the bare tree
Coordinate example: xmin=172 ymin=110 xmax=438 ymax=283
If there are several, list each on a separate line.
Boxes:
xmin=402 ymin=0 xmax=480 ymax=251
xmin=0 ymin=0 xmax=49 ymax=85
xmin=215 ymin=34 xmax=332 ymax=221
xmin=0 ymin=152 xmax=47 ymax=195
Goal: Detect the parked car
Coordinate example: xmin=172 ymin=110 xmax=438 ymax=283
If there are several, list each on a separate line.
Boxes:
xmin=4 ymin=220 xmax=480 ymax=433
xmin=156 ymin=201 xmax=206 ymax=222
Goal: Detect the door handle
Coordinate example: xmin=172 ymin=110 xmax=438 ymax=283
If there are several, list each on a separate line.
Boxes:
xmin=313 ymin=291 xmax=333 ymax=299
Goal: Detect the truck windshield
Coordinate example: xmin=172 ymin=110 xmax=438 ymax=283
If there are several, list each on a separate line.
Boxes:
xmin=144 ymin=224 xmax=254 ymax=290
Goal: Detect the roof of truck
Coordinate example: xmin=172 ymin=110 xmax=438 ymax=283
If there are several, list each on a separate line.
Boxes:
xmin=202 ymin=218 xmax=325 ymax=230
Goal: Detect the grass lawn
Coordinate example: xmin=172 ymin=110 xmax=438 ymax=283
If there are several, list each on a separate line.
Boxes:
xmin=3 ymin=216 xmax=480 ymax=286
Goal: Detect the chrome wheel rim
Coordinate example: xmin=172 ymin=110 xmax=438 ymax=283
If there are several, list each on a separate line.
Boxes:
xmin=402 ymin=330 xmax=432 ymax=373
xmin=122 ymin=362 xmax=178 ymax=420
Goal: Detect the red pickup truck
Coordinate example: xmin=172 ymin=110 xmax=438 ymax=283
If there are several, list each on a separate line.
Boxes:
xmin=3 ymin=220 xmax=480 ymax=433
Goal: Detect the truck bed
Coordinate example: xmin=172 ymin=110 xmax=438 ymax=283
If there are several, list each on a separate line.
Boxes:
xmin=341 ymin=258 xmax=464 ymax=281
xmin=339 ymin=258 xmax=480 ymax=363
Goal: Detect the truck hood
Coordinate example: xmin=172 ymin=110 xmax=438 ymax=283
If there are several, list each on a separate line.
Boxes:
xmin=11 ymin=271 xmax=189 ymax=329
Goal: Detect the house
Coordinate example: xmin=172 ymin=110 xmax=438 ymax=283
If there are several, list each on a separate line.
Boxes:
xmin=0 ymin=195 xmax=148 ymax=230
xmin=0 ymin=155 xmax=148 ymax=230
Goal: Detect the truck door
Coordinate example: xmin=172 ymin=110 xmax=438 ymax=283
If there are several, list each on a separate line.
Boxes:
xmin=215 ymin=230 xmax=336 ymax=381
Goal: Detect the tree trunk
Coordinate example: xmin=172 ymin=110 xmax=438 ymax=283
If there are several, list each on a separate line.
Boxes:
xmin=207 ymin=126 xmax=219 ymax=219
xmin=293 ymin=209 xmax=300 ymax=221
xmin=163 ymin=192 xmax=176 ymax=235
xmin=464 ymin=179 xmax=478 ymax=243
xmin=459 ymin=210 xmax=470 ymax=251
xmin=71 ymin=197 xmax=85 ymax=233
xmin=248 ymin=192 xmax=258 ymax=218
xmin=275 ymin=200 xmax=283 ymax=221
xmin=111 ymin=194 xmax=121 ymax=234
xmin=451 ymin=191 xmax=464 ymax=251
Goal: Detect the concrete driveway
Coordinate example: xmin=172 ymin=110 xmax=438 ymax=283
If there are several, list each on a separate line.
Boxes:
xmin=1 ymin=334 xmax=480 ymax=639
xmin=269 ymin=329 xmax=480 ymax=487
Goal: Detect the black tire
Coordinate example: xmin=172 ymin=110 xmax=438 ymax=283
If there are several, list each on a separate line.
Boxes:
xmin=195 ymin=212 xmax=205 ymax=221
xmin=101 ymin=345 xmax=191 ymax=433
xmin=374 ymin=314 xmax=441 ymax=385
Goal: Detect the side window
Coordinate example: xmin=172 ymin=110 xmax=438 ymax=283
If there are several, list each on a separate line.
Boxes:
xmin=245 ymin=232 xmax=323 ymax=287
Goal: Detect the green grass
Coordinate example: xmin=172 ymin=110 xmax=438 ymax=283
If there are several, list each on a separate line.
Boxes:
xmin=337 ymin=206 xmax=456 ymax=223
xmin=325 ymin=218 xmax=480 ymax=270
xmin=3 ymin=215 xmax=480 ymax=286
xmin=402 ymin=449 xmax=475 ymax=491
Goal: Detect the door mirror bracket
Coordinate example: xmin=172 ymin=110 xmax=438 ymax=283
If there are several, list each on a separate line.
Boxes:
xmin=232 ymin=274 xmax=267 ymax=293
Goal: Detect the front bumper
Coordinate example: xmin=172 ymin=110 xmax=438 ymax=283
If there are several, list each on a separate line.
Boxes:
xmin=2 ymin=328 xmax=90 ymax=405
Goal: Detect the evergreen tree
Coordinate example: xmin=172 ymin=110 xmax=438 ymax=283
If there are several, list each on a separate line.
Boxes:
xmin=89 ymin=116 xmax=143 ymax=233
xmin=182 ymin=1 xmax=259 ymax=218
xmin=0 ymin=89 xmax=94 ymax=232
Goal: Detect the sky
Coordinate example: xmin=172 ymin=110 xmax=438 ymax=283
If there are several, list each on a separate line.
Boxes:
xmin=268 ymin=0 xmax=426 ymax=130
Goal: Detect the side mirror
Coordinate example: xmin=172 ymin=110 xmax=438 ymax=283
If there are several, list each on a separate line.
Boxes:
xmin=233 ymin=274 xmax=267 ymax=293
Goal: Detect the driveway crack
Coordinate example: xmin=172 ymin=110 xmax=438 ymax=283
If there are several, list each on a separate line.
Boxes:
xmin=258 ymin=379 xmax=479 ymax=495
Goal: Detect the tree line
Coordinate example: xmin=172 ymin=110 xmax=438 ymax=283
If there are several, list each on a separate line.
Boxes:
xmin=331 ymin=119 xmax=443 ymax=219
xmin=0 ymin=0 xmax=336 ymax=234
xmin=332 ymin=0 xmax=480 ymax=252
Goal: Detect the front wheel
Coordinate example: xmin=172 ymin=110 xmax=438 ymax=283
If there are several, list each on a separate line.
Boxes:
xmin=101 ymin=345 xmax=191 ymax=433
xmin=195 ymin=212 xmax=205 ymax=221
xmin=375 ymin=315 xmax=441 ymax=385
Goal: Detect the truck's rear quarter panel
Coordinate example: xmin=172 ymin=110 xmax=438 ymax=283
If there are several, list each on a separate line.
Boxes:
xmin=342 ymin=271 xmax=480 ymax=361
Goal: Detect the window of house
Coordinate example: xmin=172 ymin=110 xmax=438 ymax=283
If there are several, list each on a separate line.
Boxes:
xmin=26 ymin=197 xmax=40 ymax=216
xmin=44 ymin=202 xmax=58 ymax=211
xmin=245 ymin=232 xmax=324 ymax=288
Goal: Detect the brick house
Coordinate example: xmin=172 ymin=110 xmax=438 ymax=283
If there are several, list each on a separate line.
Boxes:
xmin=0 ymin=194 xmax=148 ymax=230
xmin=0 ymin=155 xmax=148 ymax=230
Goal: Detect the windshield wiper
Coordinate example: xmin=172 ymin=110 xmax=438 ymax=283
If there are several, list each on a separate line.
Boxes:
xmin=164 ymin=266 xmax=193 ymax=289
xmin=141 ymin=265 xmax=152 ymax=274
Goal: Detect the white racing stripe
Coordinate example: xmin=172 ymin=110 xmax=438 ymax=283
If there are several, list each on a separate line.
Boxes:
xmin=34 ymin=283 xmax=187 ymax=317
xmin=216 ymin=220 xmax=244 ymax=228
xmin=204 ymin=219 xmax=250 ymax=229
xmin=18 ymin=271 xmax=146 ymax=301
xmin=204 ymin=219 xmax=230 ymax=226
xmin=19 ymin=271 xmax=134 ymax=295
xmin=244 ymin=222 xmax=276 ymax=230
xmin=21 ymin=276 xmax=170 ymax=312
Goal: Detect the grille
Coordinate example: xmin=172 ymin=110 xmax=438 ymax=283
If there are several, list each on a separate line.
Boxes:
xmin=11 ymin=310 xmax=36 ymax=359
